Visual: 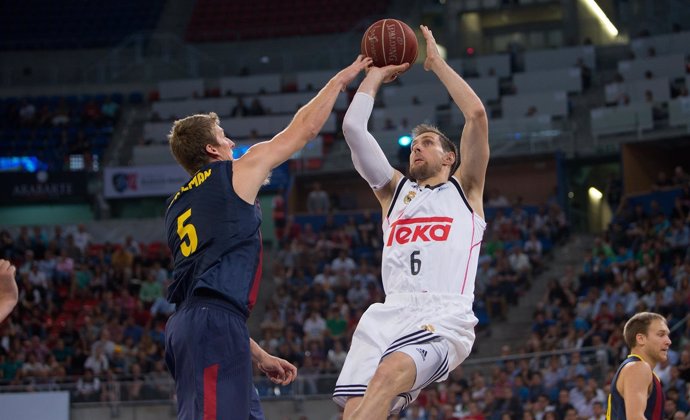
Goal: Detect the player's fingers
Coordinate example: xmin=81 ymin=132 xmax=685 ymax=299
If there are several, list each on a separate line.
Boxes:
xmin=283 ymin=370 xmax=295 ymax=385
xmin=0 ymin=260 xmax=8 ymax=271
xmin=393 ymin=63 xmax=409 ymax=72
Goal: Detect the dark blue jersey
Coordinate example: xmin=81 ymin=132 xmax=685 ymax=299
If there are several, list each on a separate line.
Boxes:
xmin=164 ymin=160 xmax=263 ymax=316
xmin=607 ymin=354 xmax=664 ymax=420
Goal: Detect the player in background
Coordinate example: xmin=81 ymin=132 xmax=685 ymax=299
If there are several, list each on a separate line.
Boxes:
xmin=607 ymin=312 xmax=671 ymax=420
xmin=333 ymin=25 xmax=489 ymax=420
xmin=163 ymin=55 xmax=371 ymax=420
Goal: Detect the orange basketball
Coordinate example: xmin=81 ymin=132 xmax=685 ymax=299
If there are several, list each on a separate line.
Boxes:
xmin=360 ymin=19 xmax=418 ymax=69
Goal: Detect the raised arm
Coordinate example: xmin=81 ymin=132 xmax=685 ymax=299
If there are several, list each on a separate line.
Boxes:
xmin=342 ymin=63 xmax=409 ymax=213
xmin=234 ymin=55 xmax=372 ymax=202
xmin=421 ymin=25 xmax=489 ymax=218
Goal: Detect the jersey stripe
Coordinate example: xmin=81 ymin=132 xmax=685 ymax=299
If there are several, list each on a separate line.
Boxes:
xmin=389 ymin=216 xmax=454 ymax=227
xmin=247 ymin=234 xmax=263 ymax=311
xmin=449 ymin=176 xmax=473 ymax=214
xmin=387 ymin=177 xmax=408 ymax=219
xmin=461 ymin=215 xmax=476 ymax=294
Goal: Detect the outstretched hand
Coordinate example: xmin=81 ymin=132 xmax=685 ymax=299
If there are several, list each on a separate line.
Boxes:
xmin=420 ymin=25 xmax=442 ymax=71
xmin=336 ymin=55 xmax=374 ymax=91
xmin=256 ymin=355 xmax=297 ymax=385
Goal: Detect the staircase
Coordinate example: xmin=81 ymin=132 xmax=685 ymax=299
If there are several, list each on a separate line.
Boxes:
xmin=472 ymin=233 xmax=593 ymax=358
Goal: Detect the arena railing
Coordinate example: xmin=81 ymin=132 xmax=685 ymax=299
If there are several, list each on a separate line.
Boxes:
xmin=0 ymin=346 xmax=610 ymax=403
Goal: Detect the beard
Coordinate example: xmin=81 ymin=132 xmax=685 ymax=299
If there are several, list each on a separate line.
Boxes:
xmin=409 ymin=161 xmax=437 ymax=182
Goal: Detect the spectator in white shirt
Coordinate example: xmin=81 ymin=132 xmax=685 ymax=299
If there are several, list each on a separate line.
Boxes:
xmin=72 ymin=224 xmax=91 ymax=253
xmin=331 ymin=249 xmax=356 ymax=274
xmin=302 ymin=311 xmax=327 ymax=342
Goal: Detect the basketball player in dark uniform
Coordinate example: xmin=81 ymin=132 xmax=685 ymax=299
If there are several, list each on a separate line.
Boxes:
xmin=607 ymin=312 xmax=671 ymax=420
xmin=164 ymin=55 xmax=371 ymax=420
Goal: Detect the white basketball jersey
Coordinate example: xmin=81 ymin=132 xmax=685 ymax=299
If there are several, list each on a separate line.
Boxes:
xmin=382 ymin=176 xmax=486 ymax=298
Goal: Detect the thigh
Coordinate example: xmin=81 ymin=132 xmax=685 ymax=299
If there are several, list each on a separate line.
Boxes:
xmin=168 ymin=305 xmax=253 ymax=420
xmin=395 ymin=339 xmax=450 ymax=391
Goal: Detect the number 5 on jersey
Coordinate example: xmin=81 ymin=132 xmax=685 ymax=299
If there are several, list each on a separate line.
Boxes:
xmin=177 ymin=208 xmax=198 ymax=257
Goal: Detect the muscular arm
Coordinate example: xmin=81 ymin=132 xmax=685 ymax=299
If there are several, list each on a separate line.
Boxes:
xmin=421 ymin=25 xmax=489 ymax=218
xmin=618 ymin=361 xmax=653 ymax=420
xmin=233 ymin=56 xmax=371 ymax=203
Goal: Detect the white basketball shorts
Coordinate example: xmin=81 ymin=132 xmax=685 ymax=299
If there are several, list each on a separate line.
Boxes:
xmin=333 ymin=293 xmax=477 ymax=414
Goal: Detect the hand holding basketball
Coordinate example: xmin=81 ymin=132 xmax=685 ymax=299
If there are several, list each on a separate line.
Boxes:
xmin=365 ymin=62 xmax=410 ymax=84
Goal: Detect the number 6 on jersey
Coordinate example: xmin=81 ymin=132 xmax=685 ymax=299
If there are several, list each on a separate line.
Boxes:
xmin=177 ymin=208 xmax=198 ymax=257
xmin=410 ymin=250 xmax=421 ymax=275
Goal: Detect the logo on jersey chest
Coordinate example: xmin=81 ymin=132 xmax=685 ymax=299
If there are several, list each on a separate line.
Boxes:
xmin=386 ymin=216 xmax=453 ymax=246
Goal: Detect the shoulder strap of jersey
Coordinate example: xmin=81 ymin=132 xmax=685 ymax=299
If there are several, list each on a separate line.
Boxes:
xmin=449 ymin=176 xmax=473 ymax=214
xmin=386 ymin=176 xmax=408 ymax=219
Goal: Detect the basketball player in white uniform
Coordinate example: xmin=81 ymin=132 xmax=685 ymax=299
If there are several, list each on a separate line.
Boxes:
xmin=332 ymin=25 xmax=489 ymax=420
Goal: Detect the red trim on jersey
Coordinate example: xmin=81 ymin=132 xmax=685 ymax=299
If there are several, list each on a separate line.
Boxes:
xmin=651 ymin=375 xmax=664 ymax=420
xmin=247 ymin=234 xmax=263 ymax=311
xmin=389 ymin=216 xmax=454 ymax=227
xmin=203 ymin=364 xmax=219 ymax=420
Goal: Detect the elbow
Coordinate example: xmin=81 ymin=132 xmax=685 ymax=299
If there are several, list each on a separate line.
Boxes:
xmin=342 ymin=114 xmax=358 ymax=138
xmin=466 ymin=106 xmax=487 ymax=122
xmin=305 ymin=123 xmax=320 ymax=140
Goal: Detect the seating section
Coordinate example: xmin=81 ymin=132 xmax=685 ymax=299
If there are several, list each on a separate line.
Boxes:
xmin=524 ymin=45 xmax=596 ymax=71
xmin=0 ymin=0 xmax=164 ymax=50
xmin=513 ymin=68 xmax=582 ymax=94
xmin=0 ymin=94 xmax=127 ymax=170
xmin=617 ymin=54 xmax=686 ymax=81
xmin=590 ymin=103 xmax=653 ymax=140
xmin=186 ymin=0 xmax=389 ymax=42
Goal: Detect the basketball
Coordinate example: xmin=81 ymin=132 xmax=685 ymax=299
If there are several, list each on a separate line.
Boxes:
xmin=360 ymin=19 xmax=418 ymax=69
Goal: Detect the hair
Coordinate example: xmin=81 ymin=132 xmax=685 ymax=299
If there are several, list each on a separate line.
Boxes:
xmin=168 ymin=112 xmax=220 ymax=175
xmin=623 ymin=312 xmax=666 ymax=349
xmin=411 ymin=124 xmax=460 ymax=176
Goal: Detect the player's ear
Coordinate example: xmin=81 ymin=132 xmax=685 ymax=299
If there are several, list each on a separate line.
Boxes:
xmin=443 ymin=151 xmax=455 ymax=166
xmin=205 ymin=143 xmax=218 ymax=156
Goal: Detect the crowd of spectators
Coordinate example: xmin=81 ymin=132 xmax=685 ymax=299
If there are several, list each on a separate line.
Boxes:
xmin=0 ymin=191 xmax=567 ymax=408
xmin=386 ymin=177 xmax=690 ymax=420
xmin=0 ymin=225 xmax=173 ymax=402
xmin=5 ymin=177 xmax=689 ymax=420
xmin=0 ymin=94 xmax=121 ymax=170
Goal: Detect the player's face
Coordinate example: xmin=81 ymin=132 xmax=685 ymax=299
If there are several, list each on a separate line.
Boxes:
xmin=213 ymin=124 xmax=235 ymax=161
xmin=409 ymin=133 xmax=444 ymax=181
xmin=642 ymin=319 xmax=671 ymax=363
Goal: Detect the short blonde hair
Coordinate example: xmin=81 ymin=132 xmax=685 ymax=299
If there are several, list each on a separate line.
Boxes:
xmin=168 ymin=112 xmax=220 ymax=175
xmin=623 ymin=312 xmax=666 ymax=349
